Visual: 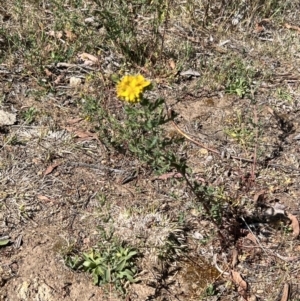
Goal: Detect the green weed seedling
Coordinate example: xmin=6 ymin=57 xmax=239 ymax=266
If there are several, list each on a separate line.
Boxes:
xmin=225 ymin=77 xmax=250 ymax=98
xmin=224 ymin=109 xmax=256 ymax=148
xmin=22 ymin=107 xmax=37 ymax=124
xmin=97 ymin=77 xmax=185 ymax=174
xmin=224 ymin=59 xmax=255 ymax=98
xmin=205 ymin=283 xmax=217 ymax=297
xmin=276 ymin=88 xmax=293 ymax=104
xmin=66 ymin=241 xmax=138 ymax=295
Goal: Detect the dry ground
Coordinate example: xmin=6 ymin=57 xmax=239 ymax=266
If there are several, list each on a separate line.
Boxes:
xmin=1 ymin=0 xmax=300 ymax=300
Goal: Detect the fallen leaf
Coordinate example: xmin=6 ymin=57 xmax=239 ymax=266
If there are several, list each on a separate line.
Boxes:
xmin=287 ymin=212 xmax=300 ymax=238
xmin=231 ymin=248 xmax=239 ymax=268
xmin=48 ymin=30 xmax=63 ymax=39
xmin=168 ymin=59 xmax=176 ymax=70
xmin=73 ymin=130 xmax=98 ymax=139
xmin=78 ymin=52 xmax=99 ymax=63
xmin=266 ymin=106 xmax=275 ymax=116
xmin=83 ymin=60 xmax=97 ymax=66
xmin=44 ymin=162 xmax=61 ymax=176
xmin=253 ymin=190 xmax=265 ymax=204
xmin=77 ymin=52 xmax=100 ymax=66
xmin=284 ymin=23 xmax=300 ymax=33
xmin=214 ymin=45 xmax=227 ymax=54
xmin=246 ymin=232 xmax=258 ymax=245
xmin=280 ymin=283 xmax=290 ymax=301
xmin=231 ymin=270 xmax=248 ymax=299
xmin=37 ymin=195 xmax=51 ymax=201
xmin=276 ymin=253 xmax=299 ymax=262
xmin=66 ymin=117 xmax=84 ymax=125
xmin=36 ymin=195 xmax=56 ymax=203
xmin=63 ymin=127 xmax=100 ymax=142
xmin=44 ymin=68 xmax=53 ymax=77
xmin=64 ymin=30 xmax=77 ymax=41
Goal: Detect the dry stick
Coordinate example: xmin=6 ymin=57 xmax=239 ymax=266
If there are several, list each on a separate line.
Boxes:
xmin=158 ymin=0 xmax=171 ymax=61
xmin=168 ymin=111 xmax=300 ymax=172
xmin=235 ymin=218 xmax=296 ymax=263
xmin=240 ymin=217 xmax=269 ymax=257
xmin=251 ymin=106 xmax=258 ymax=183
xmin=166 ymin=107 xmax=294 ymax=243
xmin=280 ymin=283 xmax=290 ymax=301
xmin=166 ymin=107 xmax=300 ymax=243
xmin=170 ymin=114 xmax=255 ymax=165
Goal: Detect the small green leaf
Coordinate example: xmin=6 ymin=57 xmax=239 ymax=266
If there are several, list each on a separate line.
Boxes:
xmin=125 ymin=250 xmax=137 ymax=259
xmin=110 ymin=74 xmax=120 ymax=83
xmin=95 ymin=266 xmax=104 ymax=276
xmin=118 ymin=269 xmax=137 ymax=282
xmin=92 ymin=272 xmax=99 ymax=285
xmin=105 ymin=268 xmax=111 ymax=282
xmin=116 ymin=259 xmax=127 ymax=271
xmin=0 ymin=239 xmax=9 ymax=246
xmin=83 ymin=260 xmax=94 ymax=269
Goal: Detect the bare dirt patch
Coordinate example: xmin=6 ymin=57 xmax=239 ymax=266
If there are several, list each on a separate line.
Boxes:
xmin=1 ymin=226 xmax=103 ymax=301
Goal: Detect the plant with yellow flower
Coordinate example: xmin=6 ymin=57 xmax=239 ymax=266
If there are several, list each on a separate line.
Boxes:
xmin=116 ymin=74 xmax=151 ymax=103
xmin=111 ymin=74 xmax=185 ymax=174
xmin=114 ymin=75 xmax=224 ymax=237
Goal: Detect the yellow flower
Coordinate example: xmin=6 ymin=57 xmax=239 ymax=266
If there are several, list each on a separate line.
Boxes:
xmin=116 ymin=74 xmax=151 ymax=103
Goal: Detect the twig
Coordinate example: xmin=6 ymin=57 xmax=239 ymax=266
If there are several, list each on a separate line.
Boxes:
xmin=167 ymin=107 xmax=300 ymax=173
xmin=159 ymin=0 xmax=171 ymax=60
xmin=240 ymin=216 xmax=269 ymax=257
xmin=212 ymin=254 xmax=230 ymax=276
xmin=251 ymin=106 xmax=258 ymax=183
xmin=280 ymin=283 xmax=290 ymax=301
xmin=66 ymin=161 xmax=126 ymax=173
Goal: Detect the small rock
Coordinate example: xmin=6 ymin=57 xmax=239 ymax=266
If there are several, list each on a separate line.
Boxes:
xmin=180 ymin=69 xmax=200 ymax=77
xmin=0 ymin=110 xmax=16 ymax=126
xmin=18 ymin=281 xmax=31 ymax=299
xmin=192 ymin=231 xmax=204 ymax=240
xmin=84 ymin=17 xmax=95 ymax=23
xmin=69 ymin=77 xmax=81 ymax=87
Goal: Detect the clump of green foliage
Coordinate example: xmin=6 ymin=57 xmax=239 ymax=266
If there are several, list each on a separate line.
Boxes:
xmin=97 ymin=97 xmax=185 ymax=174
xmin=66 ymin=242 xmax=138 ymax=295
